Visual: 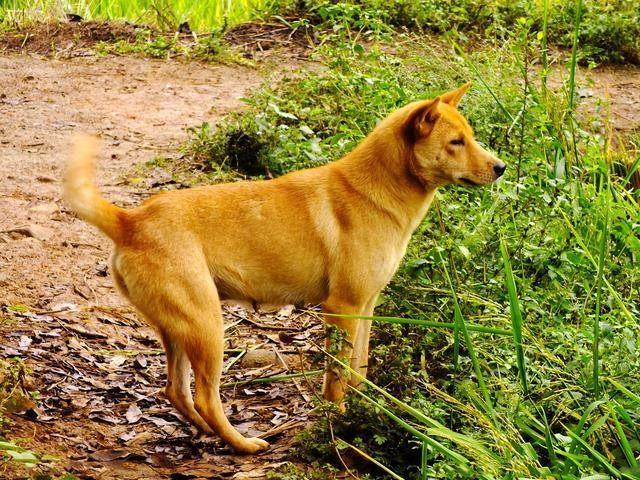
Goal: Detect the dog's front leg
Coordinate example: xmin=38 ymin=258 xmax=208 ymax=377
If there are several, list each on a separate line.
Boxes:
xmin=349 ymin=294 xmax=378 ymax=387
xmin=321 ymin=300 xmax=364 ymax=405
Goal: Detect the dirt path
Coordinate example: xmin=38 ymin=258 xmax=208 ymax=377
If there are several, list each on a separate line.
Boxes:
xmin=581 ymin=65 xmax=640 ymax=132
xmin=0 ymin=53 xmax=321 ymax=479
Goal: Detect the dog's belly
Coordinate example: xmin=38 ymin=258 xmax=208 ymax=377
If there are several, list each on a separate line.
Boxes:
xmin=212 ymin=265 xmax=329 ymax=306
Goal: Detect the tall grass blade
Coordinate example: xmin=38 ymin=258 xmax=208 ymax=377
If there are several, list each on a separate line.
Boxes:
xmin=221 ymin=369 xmax=322 ymax=388
xmin=607 ymin=378 xmax=640 ymax=405
xmin=613 ymin=402 xmax=640 ymax=444
xmin=608 ymin=406 xmax=637 ymax=468
xmin=336 ymin=438 xmax=406 ymax=480
xmin=592 ymin=190 xmax=609 ymax=397
xmin=500 ymin=238 xmax=529 ymax=395
xmin=347 ymin=385 xmax=473 ymax=474
xmin=567 ymin=430 xmax=628 ymax=479
xmin=538 ymin=406 xmax=558 ymax=467
xmin=453 ymin=303 xmax=461 ymax=369
xmin=437 ymin=251 xmax=494 ymax=415
xmin=622 ymin=154 xmax=640 ymax=187
xmin=421 ymin=440 xmax=428 ymax=480
xmin=540 ymin=0 xmax=549 ymax=95
xmin=317 ymin=311 xmax=512 ymax=336
xmin=567 ymin=0 xmax=583 ymax=112
xmin=569 ymin=400 xmax=608 ymax=456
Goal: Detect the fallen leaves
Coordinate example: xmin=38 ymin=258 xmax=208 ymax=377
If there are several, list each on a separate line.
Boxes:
xmin=0 ymin=302 xmax=323 ymax=478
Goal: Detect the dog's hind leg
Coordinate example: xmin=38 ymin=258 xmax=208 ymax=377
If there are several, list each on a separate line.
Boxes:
xmin=180 ymin=283 xmax=269 ymax=454
xmin=160 ymin=332 xmax=214 ymax=435
xmin=121 ymin=251 xmax=268 ymax=454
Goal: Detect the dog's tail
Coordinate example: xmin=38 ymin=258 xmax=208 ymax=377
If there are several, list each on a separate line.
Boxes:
xmin=64 ymin=134 xmax=126 ymax=243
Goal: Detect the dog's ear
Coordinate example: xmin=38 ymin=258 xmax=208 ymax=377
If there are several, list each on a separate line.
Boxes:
xmin=405 ymin=97 xmax=441 ymax=141
xmin=441 ymin=82 xmax=471 ymax=107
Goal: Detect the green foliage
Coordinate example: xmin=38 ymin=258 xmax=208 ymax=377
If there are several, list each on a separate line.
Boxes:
xmin=94 ymin=29 xmax=236 ymax=62
xmin=0 ymin=0 xmax=271 ymax=31
xmin=184 ymin=40 xmax=514 ymax=176
xmin=550 ymin=0 xmax=640 ymax=65
xmin=182 ymin=19 xmax=640 ymax=477
xmin=3 ymin=1 xmax=638 ymax=63
xmin=273 ymin=0 xmax=640 ymax=65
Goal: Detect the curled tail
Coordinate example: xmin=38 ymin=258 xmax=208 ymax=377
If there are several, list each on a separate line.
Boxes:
xmin=64 ymin=134 xmax=126 ymax=243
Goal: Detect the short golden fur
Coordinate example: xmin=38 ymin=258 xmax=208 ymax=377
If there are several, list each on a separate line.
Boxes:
xmin=64 ymin=83 xmax=505 ymax=454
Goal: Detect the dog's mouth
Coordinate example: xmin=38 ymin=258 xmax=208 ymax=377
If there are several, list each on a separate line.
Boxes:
xmin=459 ymin=177 xmax=479 ymax=186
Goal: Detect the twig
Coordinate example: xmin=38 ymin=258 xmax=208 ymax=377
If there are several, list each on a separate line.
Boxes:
xmin=259 ymin=419 xmax=305 ymax=440
xmin=273 ymin=345 xmax=311 ymax=403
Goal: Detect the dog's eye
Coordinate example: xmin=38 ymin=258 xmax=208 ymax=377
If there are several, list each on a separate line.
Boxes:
xmin=450 ymin=138 xmax=465 ymax=146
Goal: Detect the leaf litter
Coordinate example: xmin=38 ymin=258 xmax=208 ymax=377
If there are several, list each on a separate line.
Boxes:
xmin=1 ymin=302 xmax=323 ymax=478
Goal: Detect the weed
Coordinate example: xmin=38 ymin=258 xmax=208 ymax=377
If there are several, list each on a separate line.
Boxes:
xmin=94 ymin=29 xmax=241 ymax=63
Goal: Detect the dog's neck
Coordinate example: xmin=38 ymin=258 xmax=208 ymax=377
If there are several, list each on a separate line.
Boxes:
xmin=336 ymin=128 xmax=437 ymax=233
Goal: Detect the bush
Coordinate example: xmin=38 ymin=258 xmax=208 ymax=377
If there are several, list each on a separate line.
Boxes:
xmin=271 ymin=0 xmax=640 ymax=65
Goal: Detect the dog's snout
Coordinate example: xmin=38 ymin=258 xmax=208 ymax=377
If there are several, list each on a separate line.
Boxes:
xmin=493 ymin=162 xmax=506 ymax=177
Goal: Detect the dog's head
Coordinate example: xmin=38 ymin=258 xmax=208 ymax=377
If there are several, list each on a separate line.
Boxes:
xmin=401 ymin=83 xmax=505 ymax=187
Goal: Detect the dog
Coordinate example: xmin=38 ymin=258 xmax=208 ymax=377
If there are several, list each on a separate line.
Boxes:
xmin=64 ymin=83 xmax=505 ymax=454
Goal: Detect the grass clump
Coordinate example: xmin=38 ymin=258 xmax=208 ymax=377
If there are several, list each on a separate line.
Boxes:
xmin=93 ymin=29 xmax=238 ymax=62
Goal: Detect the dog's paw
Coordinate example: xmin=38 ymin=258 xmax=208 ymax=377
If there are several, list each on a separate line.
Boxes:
xmin=234 ymin=437 xmax=270 ymax=454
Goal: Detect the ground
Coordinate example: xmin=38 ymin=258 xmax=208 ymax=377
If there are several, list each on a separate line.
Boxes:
xmin=0 ymin=37 xmax=639 ymax=480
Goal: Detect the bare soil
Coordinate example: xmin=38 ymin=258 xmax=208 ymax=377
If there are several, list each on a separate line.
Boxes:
xmin=0 ymin=21 xmax=142 ymax=56
xmin=580 ymin=65 xmax=640 ymax=132
xmin=0 ymin=53 xmax=322 ymax=479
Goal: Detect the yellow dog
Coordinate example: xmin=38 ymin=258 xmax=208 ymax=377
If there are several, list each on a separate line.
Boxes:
xmin=64 ymin=83 xmax=505 ymax=454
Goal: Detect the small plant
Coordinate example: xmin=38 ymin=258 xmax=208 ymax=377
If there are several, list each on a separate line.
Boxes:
xmin=94 ymin=29 xmax=238 ymax=62
xmin=267 ymin=462 xmax=338 ymax=480
xmin=0 ymin=358 xmax=37 ymax=419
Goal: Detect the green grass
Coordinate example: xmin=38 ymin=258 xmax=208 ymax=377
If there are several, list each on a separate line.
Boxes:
xmin=0 ymin=0 xmax=271 ymax=31
xmin=183 ymin=15 xmax=640 ymax=479
xmin=2 ymin=1 xmax=639 ymax=64
xmin=93 ymin=29 xmax=241 ymax=63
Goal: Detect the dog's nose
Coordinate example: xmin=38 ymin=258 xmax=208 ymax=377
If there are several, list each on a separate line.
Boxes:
xmin=493 ymin=162 xmax=506 ymax=177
